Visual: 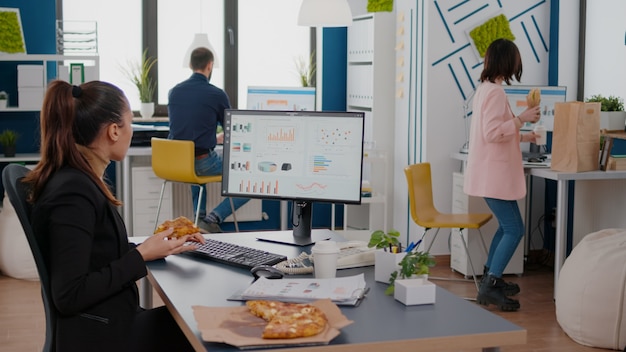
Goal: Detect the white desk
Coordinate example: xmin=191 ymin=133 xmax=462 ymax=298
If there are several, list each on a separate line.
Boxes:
xmin=528 ymin=168 xmax=626 ymax=295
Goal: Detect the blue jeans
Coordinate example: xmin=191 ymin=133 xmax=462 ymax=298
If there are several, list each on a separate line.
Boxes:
xmin=193 ymin=150 xmax=249 ymax=222
xmin=483 ymin=197 xmax=525 ymax=277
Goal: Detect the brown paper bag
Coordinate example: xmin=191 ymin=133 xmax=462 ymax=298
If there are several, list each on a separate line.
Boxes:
xmin=550 ymin=102 xmax=601 ymax=172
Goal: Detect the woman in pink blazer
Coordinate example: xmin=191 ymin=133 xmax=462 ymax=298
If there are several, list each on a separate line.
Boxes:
xmin=464 ymin=39 xmax=541 ymax=311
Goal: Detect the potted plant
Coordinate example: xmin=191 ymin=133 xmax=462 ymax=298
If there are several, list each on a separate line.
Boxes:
xmin=385 ymin=249 xmax=436 ymax=295
xmin=585 ymin=95 xmax=626 ymax=131
xmin=0 ymin=129 xmax=19 ymax=157
xmin=0 ymin=91 xmax=7 ymax=109
xmin=294 ymin=51 xmax=316 ymax=87
xmin=122 ymin=49 xmax=157 ymax=118
xmin=369 ymin=229 xmax=405 ymax=283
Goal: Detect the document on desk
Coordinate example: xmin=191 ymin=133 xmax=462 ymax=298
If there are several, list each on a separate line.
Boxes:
xmin=231 ymin=274 xmax=367 ymax=306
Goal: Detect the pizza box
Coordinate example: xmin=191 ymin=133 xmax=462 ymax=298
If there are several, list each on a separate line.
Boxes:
xmin=192 ymin=299 xmax=353 ymax=349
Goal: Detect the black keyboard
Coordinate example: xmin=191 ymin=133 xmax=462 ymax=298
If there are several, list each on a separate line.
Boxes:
xmin=182 ymin=238 xmax=288 ymax=270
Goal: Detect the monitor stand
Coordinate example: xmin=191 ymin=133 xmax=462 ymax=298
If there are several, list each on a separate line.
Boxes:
xmin=256 ymin=201 xmax=331 ymax=246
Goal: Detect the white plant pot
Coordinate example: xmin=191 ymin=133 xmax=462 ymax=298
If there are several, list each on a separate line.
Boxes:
xmin=0 ymin=100 xmax=7 ymax=109
xmin=599 ymin=111 xmax=626 ymax=131
xmin=140 ymin=102 xmax=154 ymax=119
xmin=374 ymin=250 xmax=405 ymax=283
xmin=394 ymin=277 xmax=436 ymax=306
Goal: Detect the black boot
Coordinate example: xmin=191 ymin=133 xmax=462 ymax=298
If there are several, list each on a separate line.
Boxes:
xmin=482 ymin=266 xmax=520 ymax=296
xmin=477 ymin=274 xmax=520 ymax=311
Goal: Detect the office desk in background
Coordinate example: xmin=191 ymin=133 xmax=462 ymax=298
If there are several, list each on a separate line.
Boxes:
xmin=528 ymin=168 xmax=626 ymax=296
xmin=145 ymin=231 xmax=526 ymax=352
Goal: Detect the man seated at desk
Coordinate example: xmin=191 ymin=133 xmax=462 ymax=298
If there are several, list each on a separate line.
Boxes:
xmin=168 ymin=47 xmax=249 ymax=233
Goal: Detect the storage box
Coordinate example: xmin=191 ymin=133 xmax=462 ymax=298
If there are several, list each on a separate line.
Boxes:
xmin=18 ymin=87 xmax=44 ymax=109
xmin=394 ymin=278 xmax=436 ymax=305
xmin=374 ymin=250 xmax=404 ymax=283
xmin=17 ymin=65 xmax=44 ymax=87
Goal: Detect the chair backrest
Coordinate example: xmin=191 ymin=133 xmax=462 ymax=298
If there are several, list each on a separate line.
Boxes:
xmin=404 ymin=162 xmax=439 ymax=226
xmin=2 ymin=164 xmax=57 ymax=352
xmin=151 ymin=137 xmax=201 ymax=183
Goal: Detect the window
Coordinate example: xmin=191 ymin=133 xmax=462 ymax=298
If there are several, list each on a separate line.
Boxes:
xmin=61 ymin=0 xmax=312 ymax=115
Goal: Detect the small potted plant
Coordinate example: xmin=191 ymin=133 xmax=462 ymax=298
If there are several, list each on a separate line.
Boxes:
xmin=385 ymin=249 xmax=436 ymax=295
xmin=0 ymin=91 xmax=8 ymax=109
xmin=368 ymin=229 xmax=405 ymax=283
xmin=122 ymin=49 xmax=157 ymax=118
xmin=585 ymin=94 xmax=626 ymax=131
xmin=0 ymin=129 xmax=19 ymax=157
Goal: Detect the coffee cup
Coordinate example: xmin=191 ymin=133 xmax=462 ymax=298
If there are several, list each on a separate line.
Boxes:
xmin=311 ymin=240 xmax=339 ymax=278
xmin=534 ymin=124 xmax=547 ymax=145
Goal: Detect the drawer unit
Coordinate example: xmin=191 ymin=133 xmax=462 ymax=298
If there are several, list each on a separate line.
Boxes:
xmin=451 ymin=172 xmax=524 ymax=277
xmin=131 ymin=166 xmax=172 ymax=236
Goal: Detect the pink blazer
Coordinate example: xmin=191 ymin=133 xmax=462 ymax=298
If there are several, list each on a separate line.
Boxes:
xmin=463 ymin=82 xmax=526 ymax=201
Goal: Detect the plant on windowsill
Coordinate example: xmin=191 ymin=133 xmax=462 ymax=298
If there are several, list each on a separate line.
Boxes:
xmin=294 ymin=51 xmax=316 ymax=87
xmin=586 ymin=95 xmax=626 ymax=132
xmin=122 ymin=48 xmax=157 ymax=118
xmin=385 ymin=249 xmax=435 ymax=295
xmin=0 ymin=129 xmax=19 ymax=157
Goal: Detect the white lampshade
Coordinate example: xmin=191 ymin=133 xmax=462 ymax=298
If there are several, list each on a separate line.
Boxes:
xmin=297 ymin=0 xmax=353 ymax=27
xmin=182 ymin=33 xmax=219 ymax=69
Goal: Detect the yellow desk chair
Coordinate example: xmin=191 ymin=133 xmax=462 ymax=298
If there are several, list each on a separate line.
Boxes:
xmin=404 ymin=162 xmax=492 ymax=291
xmin=151 ymin=137 xmax=239 ymax=232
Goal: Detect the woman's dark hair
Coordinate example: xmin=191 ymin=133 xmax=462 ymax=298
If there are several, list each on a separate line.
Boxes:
xmin=24 ymin=80 xmax=128 ymax=205
xmin=479 ymin=38 xmax=522 ymax=85
xmin=189 ymin=47 xmax=214 ymax=71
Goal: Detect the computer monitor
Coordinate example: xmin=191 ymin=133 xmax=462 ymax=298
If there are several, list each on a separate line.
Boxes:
xmin=503 ymin=85 xmax=567 ymax=132
xmin=221 ymin=109 xmax=365 ymax=246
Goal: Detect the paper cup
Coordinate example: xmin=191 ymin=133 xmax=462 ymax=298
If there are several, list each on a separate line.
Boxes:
xmin=534 ymin=124 xmax=547 ymax=145
xmin=311 ymin=240 xmax=339 ymax=278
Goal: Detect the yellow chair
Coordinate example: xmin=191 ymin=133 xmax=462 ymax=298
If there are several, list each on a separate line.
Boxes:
xmin=404 ymin=162 xmax=492 ymax=291
xmin=151 ymin=137 xmax=238 ymax=232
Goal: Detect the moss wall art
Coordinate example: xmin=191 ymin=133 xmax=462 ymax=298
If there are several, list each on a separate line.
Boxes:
xmin=0 ymin=8 xmax=26 ymax=54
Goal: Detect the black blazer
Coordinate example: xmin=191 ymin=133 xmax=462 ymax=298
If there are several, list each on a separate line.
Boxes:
xmin=31 ymin=167 xmax=147 ymax=351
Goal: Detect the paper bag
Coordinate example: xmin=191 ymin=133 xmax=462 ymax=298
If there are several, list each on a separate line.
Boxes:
xmin=551 ymin=102 xmax=601 ymax=172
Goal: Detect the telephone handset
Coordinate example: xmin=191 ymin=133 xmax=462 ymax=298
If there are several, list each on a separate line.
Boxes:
xmin=274 ymin=241 xmax=376 ymax=275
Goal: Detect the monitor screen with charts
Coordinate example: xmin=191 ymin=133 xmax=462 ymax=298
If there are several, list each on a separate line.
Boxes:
xmin=221 ymin=109 xmax=365 ymax=245
xmin=504 ymin=85 xmax=567 ymax=131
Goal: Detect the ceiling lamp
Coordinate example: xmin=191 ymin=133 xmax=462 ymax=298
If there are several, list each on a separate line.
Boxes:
xmin=297 ymin=0 xmax=353 ymax=27
xmin=182 ymin=33 xmax=219 ymax=69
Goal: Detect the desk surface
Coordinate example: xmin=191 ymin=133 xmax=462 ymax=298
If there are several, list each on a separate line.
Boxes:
xmin=145 ymin=231 xmax=526 ymax=351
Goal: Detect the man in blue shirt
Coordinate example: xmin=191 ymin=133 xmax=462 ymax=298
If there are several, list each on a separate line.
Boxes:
xmin=168 ymin=47 xmax=248 ymax=232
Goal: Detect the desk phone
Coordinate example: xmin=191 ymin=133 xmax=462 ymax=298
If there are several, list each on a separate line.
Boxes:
xmin=334 ymin=241 xmax=376 ymax=269
xmin=274 ymin=241 xmax=376 ymax=274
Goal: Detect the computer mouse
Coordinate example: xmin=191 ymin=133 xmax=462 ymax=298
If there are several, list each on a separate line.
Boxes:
xmin=251 ymin=265 xmax=284 ymax=281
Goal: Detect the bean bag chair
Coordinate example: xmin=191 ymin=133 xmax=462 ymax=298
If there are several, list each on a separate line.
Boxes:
xmin=0 ymin=193 xmax=38 ymax=280
xmin=556 ymin=228 xmax=626 ymax=350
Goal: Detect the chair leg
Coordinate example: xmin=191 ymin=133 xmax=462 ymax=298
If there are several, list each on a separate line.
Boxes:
xmin=229 ymin=198 xmax=239 ymax=232
xmin=194 ymin=185 xmax=204 ymax=227
xmin=154 ymin=180 xmax=168 ymax=233
xmin=458 ymin=228 xmax=480 ymax=292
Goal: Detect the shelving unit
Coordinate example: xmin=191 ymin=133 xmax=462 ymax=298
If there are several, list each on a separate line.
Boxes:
xmin=331 ymin=149 xmax=388 ymax=234
xmin=0 ymin=54 xmax=99 ymax=111
xmin=342 ymin=12 xmax=395 ymax=233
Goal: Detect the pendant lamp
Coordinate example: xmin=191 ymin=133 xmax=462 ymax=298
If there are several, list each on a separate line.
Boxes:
xmin=297 ymin=0 xmax=353 ymax=27
xmin=182 ymin=33 xmax=219 ymax=68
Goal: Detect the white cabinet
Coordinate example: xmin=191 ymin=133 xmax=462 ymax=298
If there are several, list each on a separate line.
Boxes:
xmin=345 ymin=13 xmax=395 ymax=232
xmin=451 ymin=172 xmax=524 ymax=276
xmin=131 ymin=166 xmax=172 ymax=236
